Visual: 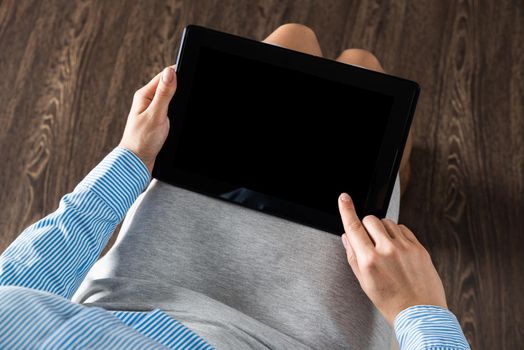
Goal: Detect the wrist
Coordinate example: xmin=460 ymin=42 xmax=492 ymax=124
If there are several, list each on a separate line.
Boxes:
xmin=117 ymin=144 xmax=154 ymax=174
xmin=117 ymin=143 xmax=154 ymax=174
xmin=390 ymin=300 xmax=448 ymax=325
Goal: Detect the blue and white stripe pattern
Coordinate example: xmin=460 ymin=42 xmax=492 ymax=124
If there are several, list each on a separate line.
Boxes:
xmin=0 ymin=147 xmax=213 ymax=349
xmin=394 ymin=305 xmax=471 ymax=349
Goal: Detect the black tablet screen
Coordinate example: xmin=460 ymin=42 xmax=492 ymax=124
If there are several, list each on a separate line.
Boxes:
xmin=174 ymin=46 xmax=394 ymax=219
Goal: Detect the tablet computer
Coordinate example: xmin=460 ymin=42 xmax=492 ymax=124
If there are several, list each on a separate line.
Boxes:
xmin=153 ymin=25 xmax=419 ymax=235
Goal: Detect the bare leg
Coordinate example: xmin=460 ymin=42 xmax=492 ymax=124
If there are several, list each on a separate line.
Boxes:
xmin=335 ymin=49 xmax=413 ymax=195
xmin=263 ymin=23 xmax=323 ymax=56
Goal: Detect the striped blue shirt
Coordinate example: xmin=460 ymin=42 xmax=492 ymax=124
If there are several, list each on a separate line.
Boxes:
xmin=0 ymin=147 xmax=470 ymax=349
xmin=0 ymin=148 xmax=213 ymax=349
xmin=395 ymin=305 xmax=470 ymax=349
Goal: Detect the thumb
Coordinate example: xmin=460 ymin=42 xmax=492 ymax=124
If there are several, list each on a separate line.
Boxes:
xmin=148 ymin=67 xmax=177 ymax=116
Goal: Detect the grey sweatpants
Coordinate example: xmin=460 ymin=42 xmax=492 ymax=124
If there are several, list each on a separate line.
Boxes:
xmin=73 ymin=175 xmax=401 ymax=349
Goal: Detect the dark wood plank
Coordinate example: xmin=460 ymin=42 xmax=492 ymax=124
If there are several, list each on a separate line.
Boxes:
xmin=0 ymin=0 xmax=522 ymax=348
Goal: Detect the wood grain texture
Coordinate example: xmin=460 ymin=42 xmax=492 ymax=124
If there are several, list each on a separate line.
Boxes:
xmin=0 ymin=0 xmax=522 ymax=348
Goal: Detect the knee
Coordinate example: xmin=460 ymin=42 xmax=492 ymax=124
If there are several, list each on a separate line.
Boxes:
xmin=338 ymin=49 xmax=383 ymax=71
xmin=274 ymin=23 xmax=318 ymax=42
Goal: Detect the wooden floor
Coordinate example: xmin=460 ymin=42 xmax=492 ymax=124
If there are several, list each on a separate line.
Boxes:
xmin=0 ymin=0 xmax=522 ymax=348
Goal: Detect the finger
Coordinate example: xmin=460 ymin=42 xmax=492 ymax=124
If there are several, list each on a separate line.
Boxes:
xmin=131 ymin=72 xmax=162 ymax=114
xmin=398 ymin=224 xmax=419 ymax=244
xmin=141 ymin=64 xmax=176 ymax=99
xmin=338 ymin=193 xmax=374 ymax=254
xmin=341 ymin=233 xmax=361 ymax=280
xmin=362 ymin=215 xmax=391 ymax=246
xmin=147 ymin=66 xmax=177 ymax=116
xmin=381 ymin=218 xmax=402 ymax=239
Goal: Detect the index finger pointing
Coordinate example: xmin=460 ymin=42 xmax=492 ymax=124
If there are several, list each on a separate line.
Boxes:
xmin=338 ymin=193 xmax=374 ymax=253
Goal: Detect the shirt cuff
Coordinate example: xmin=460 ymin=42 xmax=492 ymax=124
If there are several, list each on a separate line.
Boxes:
xmin=394 ymin=305 xmax=470 ymax=350
xmin=75 ymin=147 xmax=151 ymax=221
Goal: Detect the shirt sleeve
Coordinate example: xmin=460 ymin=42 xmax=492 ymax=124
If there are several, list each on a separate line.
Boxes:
xmin=0 ymin=147 xmax=150 ymax=299
xmin=394 ymin=305 xmax=471 ymax=350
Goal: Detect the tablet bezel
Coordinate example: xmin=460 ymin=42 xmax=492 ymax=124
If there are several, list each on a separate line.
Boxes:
xmin=153 ymin=25 xmax=419 ymax=234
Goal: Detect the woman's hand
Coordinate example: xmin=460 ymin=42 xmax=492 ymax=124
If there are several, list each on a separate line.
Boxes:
xmin=338 ymin=193 xmax=447 ymax=325
xmin=119 ymin=66 xmax=177 ymax=173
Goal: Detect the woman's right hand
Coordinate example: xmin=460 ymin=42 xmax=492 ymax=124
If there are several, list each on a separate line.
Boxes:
xmin=119 ymin=66 xmax=177 ymax=174
xmin=337 ymin=193 xmax=448 ymax=325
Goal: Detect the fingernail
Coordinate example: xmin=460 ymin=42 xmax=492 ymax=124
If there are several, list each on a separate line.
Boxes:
xmin=341 ymin=234 xmax=348 ymax=249
xmin=340 ymin=193 xmax=351 ymax=203
xmin=162 ymin=67 xmax=174 ymax=83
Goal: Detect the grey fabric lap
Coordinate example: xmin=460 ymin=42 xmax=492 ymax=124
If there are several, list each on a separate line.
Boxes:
xmin=74 ymin=175 xmax=401 ymax=349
